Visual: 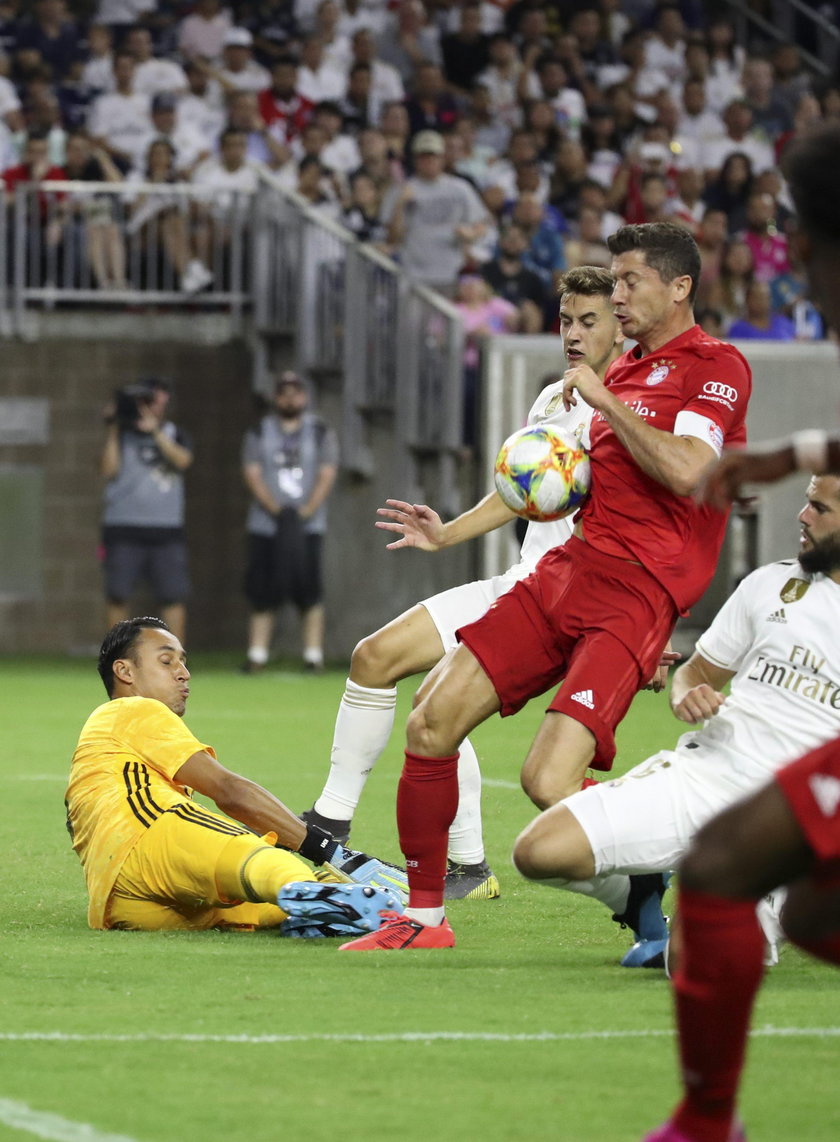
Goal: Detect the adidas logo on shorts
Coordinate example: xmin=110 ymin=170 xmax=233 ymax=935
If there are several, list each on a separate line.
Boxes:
xmin=809 ymin=774 xmax=840 ymax=817
xmin=570 ymin=689 xmax=595 ymax=709
xmin=767 ymin=608 xmax=787 ymax=623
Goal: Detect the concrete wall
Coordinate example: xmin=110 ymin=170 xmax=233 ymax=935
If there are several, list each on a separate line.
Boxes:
xmin=0 ymin=332 xmax=477 ymax=658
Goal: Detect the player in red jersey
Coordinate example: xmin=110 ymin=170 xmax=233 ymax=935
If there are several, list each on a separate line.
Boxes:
xmin=341 ymin=221 xmax=753 ymax=952
xmin=643 ymin=123 xmax=840 ymax=1142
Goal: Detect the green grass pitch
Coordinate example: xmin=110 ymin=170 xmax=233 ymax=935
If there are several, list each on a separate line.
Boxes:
xmin=2 ymin=654 xmax=839 ymax=1142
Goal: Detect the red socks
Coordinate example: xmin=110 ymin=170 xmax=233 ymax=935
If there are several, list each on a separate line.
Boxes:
xmin=671 ymin=887 xmax=766 ymax=1142
xmin=397 ymin=750 xmax=459 ymax=909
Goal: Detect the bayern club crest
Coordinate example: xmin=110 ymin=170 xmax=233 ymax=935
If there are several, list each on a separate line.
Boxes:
xmin=646 ymin=364 xmax=670 ymax=386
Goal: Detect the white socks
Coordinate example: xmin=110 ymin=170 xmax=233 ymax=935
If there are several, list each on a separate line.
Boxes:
xmin=314 ymin=679 xmax=398 ymax=819
xmin=314 ymin=678 xmax=488 ymax=867
xmin=538 ymin=872 xmax=631 ymax=916
xmin=447 ymin=735 xmax=486 ymax=865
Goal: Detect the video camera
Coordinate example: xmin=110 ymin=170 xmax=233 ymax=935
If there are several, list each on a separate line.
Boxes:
xmin=113 ymin=383 xmax=154 ymax=430
xmin=113 ymin=378 xmax=171 ymax=430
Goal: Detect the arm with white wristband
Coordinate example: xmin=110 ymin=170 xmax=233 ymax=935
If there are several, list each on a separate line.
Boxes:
xmin=699 ymin=429 xmax=839 ymax=511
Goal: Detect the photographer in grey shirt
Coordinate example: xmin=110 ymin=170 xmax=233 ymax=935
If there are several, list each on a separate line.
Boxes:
xmin=100 ymin=378 xmax=193 ymax=642
xmin=241 ymin=372 xmax=339 ymax=673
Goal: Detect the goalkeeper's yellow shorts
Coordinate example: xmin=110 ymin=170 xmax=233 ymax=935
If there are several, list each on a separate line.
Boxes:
xmin=107 ymin=803 xmax=313 ymax=931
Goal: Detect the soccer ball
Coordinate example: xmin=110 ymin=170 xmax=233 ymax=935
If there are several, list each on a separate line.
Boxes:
xmin=494 ymin=424 xmax=591 ymax=522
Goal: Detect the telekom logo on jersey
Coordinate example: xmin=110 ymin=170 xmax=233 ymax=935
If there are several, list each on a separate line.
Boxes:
xmin=593 ymin=400 xmax=658 ymax=424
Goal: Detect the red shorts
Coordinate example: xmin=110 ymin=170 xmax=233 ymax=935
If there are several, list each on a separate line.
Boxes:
xmin=775 ymin=737 xmax=840 ymax=862
xmin=456 ymin=536 xmax=677 ymax=770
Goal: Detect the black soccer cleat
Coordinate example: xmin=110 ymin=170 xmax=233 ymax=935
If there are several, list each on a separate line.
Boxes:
xmin=444 ymin=859 xmax=501 ymax=900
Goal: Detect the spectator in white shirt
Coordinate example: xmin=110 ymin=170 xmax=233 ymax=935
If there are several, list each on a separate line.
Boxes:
xmin=82 ymin=24 xmax=115 ymax=96
xmin=132 ymin=91 xmax=211 ymax=177
xmin=95 ymin=0 xmax=155 ymax=26
xmin=297 ymin=34 xmax=347 ymax=103
xmin=677 ymin=76 xmax=725 ymax=145
xmin=311 ymin=99 xmax=360 ymax=174
xmin=126 ymin=26 xmax=188 ymax=97
xmin=191 ymin=125 xmax=260 ymax=283
xmin=643 ymin=2 xmax=687 ymax=86
xmin=350 ymin=28 xmax=403 ymax=121
xmin=313 ymin=0 xmax=352 ymax=77
xmin=178 ymin=59 xmax=226 ymax=147
xmin=520 ymin=54 xmax=587 ymax=141
xmin=375 ymin=0 xmax=441 ymax=85
xmin=213 ymin=27 xmax=271 ymax=94
xmin=475 ymin=32 xmax=522 ymax=131
xmin=337 ymin=0 xmax=386 ymax=41
xmin=703 ymin=98 xmax=775 ymax=179
xmin=88 ymin=50 xmax=151 ymax=171
xmin=178 ymin=0 xmax=232 ymax=64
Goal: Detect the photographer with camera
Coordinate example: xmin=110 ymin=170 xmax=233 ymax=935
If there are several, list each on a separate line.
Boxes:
xmin=100 ymin=378 xmax=193 ymax=643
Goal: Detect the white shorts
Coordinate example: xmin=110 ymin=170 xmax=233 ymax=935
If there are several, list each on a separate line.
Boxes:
xmin=563 ymin=744 xmax=770 ymax=876
xmin=421 ymin=562 xmax=532 ymax=652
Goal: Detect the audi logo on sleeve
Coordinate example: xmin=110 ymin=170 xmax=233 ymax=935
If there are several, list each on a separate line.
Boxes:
xmin=703 ymin=381 xmax=739 ymax=402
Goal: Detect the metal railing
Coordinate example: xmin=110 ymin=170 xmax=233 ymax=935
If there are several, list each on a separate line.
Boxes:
xmin=7 ymin=180 xmax=253 ymax=329
xmin=4 ymin=172 xmax=467 ymax=500
xmin=253 ymin=172 xmax=464 ymax=490
xmin=728 ymin=0 xmax=840 ymax=75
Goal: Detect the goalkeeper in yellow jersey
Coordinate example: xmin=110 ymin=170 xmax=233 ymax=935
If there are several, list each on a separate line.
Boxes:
xmin=65 ymin=616 xmax=406 ymax=934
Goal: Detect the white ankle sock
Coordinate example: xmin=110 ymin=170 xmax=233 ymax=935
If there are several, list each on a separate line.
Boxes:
xmin=314 ymin=678 xmax=398 ymax=819
xmin=447 ymin=736 xmax=485 ymax=865
xmin=405 ymin=906 xmax=445 ymax=927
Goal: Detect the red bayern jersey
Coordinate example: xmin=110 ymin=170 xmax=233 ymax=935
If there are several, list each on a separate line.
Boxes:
xmin=580 ymin=323 xmax=752 ymax=614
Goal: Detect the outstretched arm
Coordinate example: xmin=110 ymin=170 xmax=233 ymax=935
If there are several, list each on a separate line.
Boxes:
xmin=375 ymin=490 xmax=517 ymax=551
xmin=176 ymin=750 xmax=307 ymax=848
xmin=698 ymin=430 xmax=840 ymax=511
xmin=669 ymin=650 xmax=735 ymax=724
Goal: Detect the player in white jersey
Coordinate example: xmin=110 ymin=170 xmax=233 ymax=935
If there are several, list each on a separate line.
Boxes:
xmin=513 ymin=474 xmax=840 ymax=965
xmin=302 ymin=267 xmax=626 ymax=898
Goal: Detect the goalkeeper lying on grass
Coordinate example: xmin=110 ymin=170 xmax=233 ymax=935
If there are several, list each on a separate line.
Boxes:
xmin=65 ymin=616 xmax=406 ymax=936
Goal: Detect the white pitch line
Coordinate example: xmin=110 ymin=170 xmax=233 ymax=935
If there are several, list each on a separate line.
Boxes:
xmin=0 ymin=1098 xmax=138 ymax=1142
xmin=481 ymin=777 xmax=520 ymax=790
xmin=2 ymin=1026 xmax=839 ymax=1045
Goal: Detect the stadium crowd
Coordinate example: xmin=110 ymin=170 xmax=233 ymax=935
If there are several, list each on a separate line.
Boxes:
xmin=0 ymin=0 xmax=836 ymax=327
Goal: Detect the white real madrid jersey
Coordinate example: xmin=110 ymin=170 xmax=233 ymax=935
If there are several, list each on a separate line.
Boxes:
xmin=516 ymin=379 xmax=594 ymax=572
xmin=689 ymin=560 xmax=840 ymax=777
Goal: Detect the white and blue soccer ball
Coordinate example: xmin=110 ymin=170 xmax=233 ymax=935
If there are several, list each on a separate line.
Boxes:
xmin=494 ymin=424 xmax=591 ymax=522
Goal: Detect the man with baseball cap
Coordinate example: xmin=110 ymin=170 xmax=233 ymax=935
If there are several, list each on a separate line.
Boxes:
xmin=381 ymin=128 xmax=490 ymax=293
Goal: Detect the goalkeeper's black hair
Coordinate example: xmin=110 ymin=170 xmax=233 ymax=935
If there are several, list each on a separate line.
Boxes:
xmin=98 ymin=616 xmax=171 ymax=696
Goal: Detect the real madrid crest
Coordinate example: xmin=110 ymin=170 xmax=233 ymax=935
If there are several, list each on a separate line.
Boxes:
xmin=780 ymin=577 xmax=810 ymax=604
